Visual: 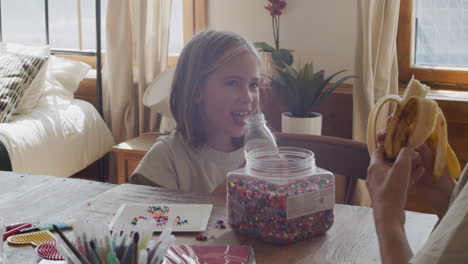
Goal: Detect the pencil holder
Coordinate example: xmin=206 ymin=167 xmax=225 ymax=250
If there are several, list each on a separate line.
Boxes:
xmin=227 ymin=147 xmax=335 ymax=245
xmin=54 ymin=220 xmax=174 ymax=264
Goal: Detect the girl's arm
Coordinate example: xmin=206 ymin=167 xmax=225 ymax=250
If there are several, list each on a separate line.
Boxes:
xmin=130 ymin=173 xmax=163 ymax=188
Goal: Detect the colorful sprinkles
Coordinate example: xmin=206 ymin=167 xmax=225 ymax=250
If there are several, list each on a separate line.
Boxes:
xmin=195 ymin=235 xmax=207 ymax=241
xmin=174 ymin=216 xmax=188 ymax=226
xmin=146 ymin=205 xmax=170 ymax=227
xmin=130 ymin=216 xmax=149 ymax=225
xmin=130 ymin=206 xmax=189 ymax=227
xmin=227 ymin=176 xmax=334 ymax=245
xmin=194 ymin=234 xmax=215 ymax=241
xmin=215 ymin=220 xmax=226 ymax=229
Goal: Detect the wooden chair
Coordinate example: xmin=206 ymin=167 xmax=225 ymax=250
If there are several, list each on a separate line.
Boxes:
xmin=275 ymin=133 xmax=370 ymax=205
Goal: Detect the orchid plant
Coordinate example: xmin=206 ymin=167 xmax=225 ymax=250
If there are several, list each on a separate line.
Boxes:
xmin=254 ymin=0 xmax=293 ymax=68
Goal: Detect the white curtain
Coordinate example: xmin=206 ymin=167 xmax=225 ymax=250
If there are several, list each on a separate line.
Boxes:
xmin=352 ymin=0 xmax=400 ymax=205
xmin=103 ymin=0 xmax=172 ymax=143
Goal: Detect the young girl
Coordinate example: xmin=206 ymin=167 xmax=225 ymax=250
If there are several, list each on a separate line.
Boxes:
xmin=131 ymin=30 xmax=261 ymax=193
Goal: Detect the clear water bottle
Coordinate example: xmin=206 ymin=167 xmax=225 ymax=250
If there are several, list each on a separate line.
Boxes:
xmin=244 ymin=112 xmax=277 ymax=155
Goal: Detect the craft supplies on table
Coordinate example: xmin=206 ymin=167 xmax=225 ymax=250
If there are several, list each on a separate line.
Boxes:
xmin=5 ymin=219 xmax=39 ymax=231
xmin=109 ymin=203 xmax=213 ymax=232
xmin=19 ymin=221 xmax=72 ymax=234
xmin=51 ymin=220 xmax=175 ymax=264
xmin=7 ymin=230 xmax=56 ymax=246
xmin=227 ymin=147 xmax=335 ymax=245
xmin=3 ymin=223 xmax=32 ymax=240
xmin=165 ymin=245 xmax=255 ymax=264
xmin=3 ymin=219 xmax=73 ymax=241
xmin=39 ymin=242 xmax=256 ymax=264
xmin=38 ymin=260 xmax=64 ymax=264
xmin=35 ymin=240 xmax=66 ymax=261
xmin=3 ymin=219 xmax=73 ymax=247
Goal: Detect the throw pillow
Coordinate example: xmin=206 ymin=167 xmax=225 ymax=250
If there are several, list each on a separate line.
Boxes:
xmin=47 ymin=56 xmax=91 ymax=94
xmin=15 ymin=58 xmax=49 ymax=114
xmin=1 ymin=42 xmax=51 ymax=114
xmin=0 ymin=50 xmax=48 ymax=122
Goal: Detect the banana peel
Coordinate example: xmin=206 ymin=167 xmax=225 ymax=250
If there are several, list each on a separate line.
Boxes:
xmin=367 ymin=76 xmax=461 ymax=181
xmin=427 ymin=116 xmax=461 ymax=180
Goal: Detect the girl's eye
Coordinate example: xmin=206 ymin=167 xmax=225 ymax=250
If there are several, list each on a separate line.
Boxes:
xmin=250 ymin=82 xmax=259 ymax=89
xmin=226 ymin=80 xmax=240 ymax=87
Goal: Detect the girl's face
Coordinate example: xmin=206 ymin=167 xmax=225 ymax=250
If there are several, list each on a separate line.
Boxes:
xmin=198 ymin=52 xmax=260 ymax=151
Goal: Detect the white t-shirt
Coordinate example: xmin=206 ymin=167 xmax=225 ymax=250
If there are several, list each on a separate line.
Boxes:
xmin=411 ymin=165 xmax=468 ymax=263
xmin=132 ymin=131 xmax=245 ymax=193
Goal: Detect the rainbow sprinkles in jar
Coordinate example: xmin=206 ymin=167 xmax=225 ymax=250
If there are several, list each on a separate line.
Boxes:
xmin=227 ymin=147 xmax=335 ymax=245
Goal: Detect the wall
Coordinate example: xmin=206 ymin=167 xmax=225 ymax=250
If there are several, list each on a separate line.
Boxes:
xmin=208 ymin=0 xmax=358 ymax=78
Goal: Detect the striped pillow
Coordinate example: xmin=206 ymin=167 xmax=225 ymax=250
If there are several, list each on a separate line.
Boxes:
xmin=0 ymin=50 xmax=48 ymax=122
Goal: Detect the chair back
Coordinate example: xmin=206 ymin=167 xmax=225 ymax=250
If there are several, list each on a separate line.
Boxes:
xmin=275 ymin=133 xmax=370 ymax=205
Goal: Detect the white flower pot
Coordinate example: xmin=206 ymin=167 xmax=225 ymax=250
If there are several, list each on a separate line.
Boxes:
xmin=281 ymin=112 xmax=322 ymax=135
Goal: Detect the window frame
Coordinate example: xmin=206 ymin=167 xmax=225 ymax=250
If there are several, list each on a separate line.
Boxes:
xmin=168 ymin=0 xmax=207 ymax=67
xmin=398 ymin=0 xmax=468 ymax=85
xmin=0 ymin=0 xmax=206 ymax=67
xmin=69 ymin=0 xmax=207 ymax=68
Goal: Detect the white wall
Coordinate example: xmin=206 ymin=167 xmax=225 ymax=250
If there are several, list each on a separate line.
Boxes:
xmin=208 ymin=0 xmax=358 ymax=80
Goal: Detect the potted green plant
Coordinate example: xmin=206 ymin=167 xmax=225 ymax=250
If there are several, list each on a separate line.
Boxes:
xmin=268 ymin=63 xmax=356 ymax=135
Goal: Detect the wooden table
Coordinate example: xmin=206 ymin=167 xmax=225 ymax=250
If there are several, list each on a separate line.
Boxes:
xmin=0 ymin=172 xmax=438 ymax=263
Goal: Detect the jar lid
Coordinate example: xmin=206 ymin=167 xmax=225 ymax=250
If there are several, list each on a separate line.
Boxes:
xmin=246 ymin=147 xmax=317 ymax=180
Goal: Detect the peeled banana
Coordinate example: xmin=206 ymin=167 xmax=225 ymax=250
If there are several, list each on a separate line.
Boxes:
xmin=367 ymin=76 xmax=461 ymax=181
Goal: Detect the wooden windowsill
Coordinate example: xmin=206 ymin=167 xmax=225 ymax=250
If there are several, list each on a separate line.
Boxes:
xmin=330 ymin=83 xmax=468 ymax=103
xmin=397 ymin=82 xmax=468 ymax=103
xmin=426 ymin=90 xmax=468 ymax=102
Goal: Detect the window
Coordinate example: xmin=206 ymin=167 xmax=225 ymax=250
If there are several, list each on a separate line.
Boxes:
xmin=0 ymin=0 xmax=206 ymax=64
xmin=398 ymin=0 xmax=468 ymax=86
xmin=169 ymin=0 xmax=184 ymax=55
xmin=1 ymin=0 xmax=47 ymax=46
xmin=1 ymin=0 xmax=107 ymax=54
xmin=168 ymin=0 xmax=207 ymax=67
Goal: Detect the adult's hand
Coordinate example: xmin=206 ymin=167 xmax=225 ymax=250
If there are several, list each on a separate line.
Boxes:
xmin=411 ymin=143 xmax=456 ymax=218
xmin=374 ymin=131 xmax=456 ymax=219
xmin=367 ymin=143 xmax=424 ymax=225
xmin=366 ymin=137 xmax=424 ymax=264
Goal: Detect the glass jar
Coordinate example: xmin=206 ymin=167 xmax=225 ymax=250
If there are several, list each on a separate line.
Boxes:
xmin=227 ymin=147 xmax=335 ymax=245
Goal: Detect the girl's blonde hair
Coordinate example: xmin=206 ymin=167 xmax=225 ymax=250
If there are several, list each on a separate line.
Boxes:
xmin=170 ymin=30 xmax=260 ymax=147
